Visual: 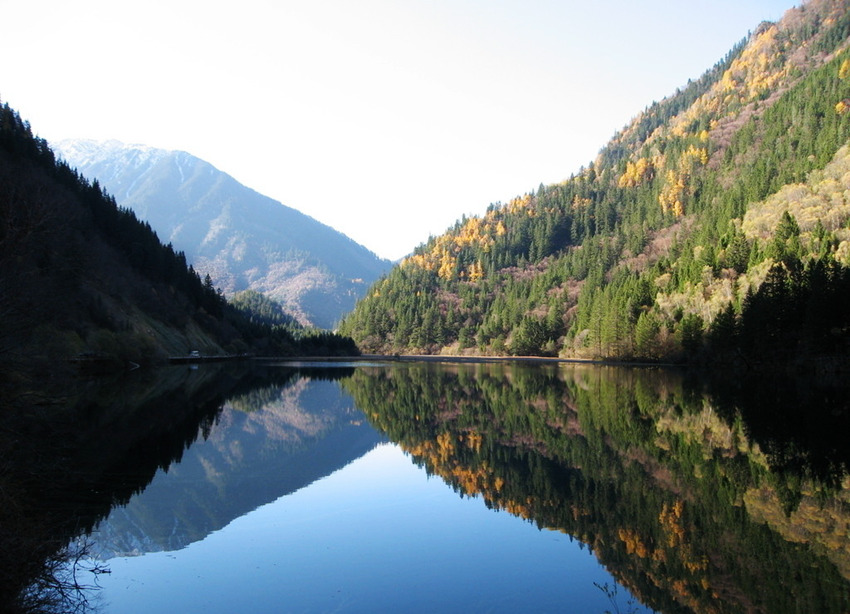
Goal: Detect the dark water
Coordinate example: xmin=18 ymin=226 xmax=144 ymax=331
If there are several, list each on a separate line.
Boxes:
xmin=3 ymin=361 xmax=850 ymax=613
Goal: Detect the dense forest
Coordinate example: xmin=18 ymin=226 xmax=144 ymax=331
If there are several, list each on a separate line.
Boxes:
xmin=339 ymin=0 xmax=850 ymax=365
xmin=0 ymin=104 xmax=357 ymax=383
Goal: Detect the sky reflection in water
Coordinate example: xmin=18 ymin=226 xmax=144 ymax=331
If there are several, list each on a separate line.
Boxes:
xmin=97 ymin=437 xmax=632 ymax=614
xmin=25 ymin=362 xmax=850 ymax=613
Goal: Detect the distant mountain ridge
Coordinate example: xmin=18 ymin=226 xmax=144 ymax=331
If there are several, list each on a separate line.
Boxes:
xmin=54 ymin=139 xmax=391 ymax=329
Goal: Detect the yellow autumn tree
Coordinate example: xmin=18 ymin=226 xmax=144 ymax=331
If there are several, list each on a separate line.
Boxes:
xmin=618 ymin=158 xmax=655 ymax=188
xmin=571 ymin=195 xmax=592 ymax=210
xmin=659 ymin=169 xmax=686 ymax=216
xmin=437 ymin=247 xmax=456 ymax=280
xmin=658 ymin=146 xmax=708 ymax=217
xmin=840 ymin=57 xmax=850 ymax=80
xmin=467 ymin=260 xmax=484 ymax=282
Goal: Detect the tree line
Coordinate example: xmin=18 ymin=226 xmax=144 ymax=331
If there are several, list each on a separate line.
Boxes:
xmin=339 ymin=9 xmax=850 ymax=365
xmin=0 ymin=100 xmax=358 ymax=373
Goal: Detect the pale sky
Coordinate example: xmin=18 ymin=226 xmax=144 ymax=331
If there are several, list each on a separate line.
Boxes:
xmin=1 ymin=0 xmax=794 ymax=260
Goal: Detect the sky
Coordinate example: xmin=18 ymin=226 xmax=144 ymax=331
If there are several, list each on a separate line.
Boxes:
xmin=1 ymin=0 xmax=796 ymax=261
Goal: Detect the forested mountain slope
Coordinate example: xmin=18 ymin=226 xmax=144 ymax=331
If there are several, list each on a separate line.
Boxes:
xmin=0 ymin=104 xmax=357 ymax=382
xmin=340 ymin=0 xmax=850 ymax=365
xmin=53 ymin=140 xmax=391 ymax=329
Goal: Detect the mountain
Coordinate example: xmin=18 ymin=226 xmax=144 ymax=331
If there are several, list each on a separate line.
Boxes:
xmin=53 ymin=139 xmax=391 ymax=329
xmin=339 ymin=0 xmax=850 ymax=366
xmin=0 ymin=104 xmax=357 ymax=380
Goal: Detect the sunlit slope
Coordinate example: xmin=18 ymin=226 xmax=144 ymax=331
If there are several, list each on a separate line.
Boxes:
xmin=340 ymin=0 xmax=850 ymax=363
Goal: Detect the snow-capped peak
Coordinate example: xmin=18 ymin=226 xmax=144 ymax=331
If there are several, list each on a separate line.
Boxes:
xmin=51 ymin=138 xmax=172 ymax=170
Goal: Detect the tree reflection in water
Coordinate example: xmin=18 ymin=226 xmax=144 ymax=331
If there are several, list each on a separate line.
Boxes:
xmin=342 ymin=362 xmax=850 ymax=614
xmin=4 ymin=360 xmax=849 ymax=613
xmin=0 ymin=363 xmax=352 ymax=613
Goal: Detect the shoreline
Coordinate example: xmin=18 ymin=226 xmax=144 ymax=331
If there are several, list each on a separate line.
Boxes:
xmin=252 ymin=354 xmax=678 ymax=368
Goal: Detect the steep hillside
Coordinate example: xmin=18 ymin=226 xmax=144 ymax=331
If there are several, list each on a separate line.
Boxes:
xmin=53 ymin=140 xmax=391 ymax=329
xmin=0 ymin=104 xmax=357 ymax=382
xmin=340 ymin=0 xmax=850 ymax=365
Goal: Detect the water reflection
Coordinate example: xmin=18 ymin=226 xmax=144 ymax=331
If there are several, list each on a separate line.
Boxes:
xmin=4 ymin=361 xmax=850 ymax=613
xmin=0 ymin=363 xmax=256 ymax=612
xmin=342 ymin=362 xmax=850 ymax=614
xmin=0 ymin=363 xmax=368 ymax=612
xmin=93 ymin=366 xmax=383 ymax=558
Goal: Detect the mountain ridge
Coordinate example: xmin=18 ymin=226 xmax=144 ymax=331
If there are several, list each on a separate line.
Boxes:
xmin=53 ymin=139 xmax=392 ymax=329
xmin=0 ymin=104 xmax=359 ymax=381
xmin=339 ymin=0 xmax=850 ymax=365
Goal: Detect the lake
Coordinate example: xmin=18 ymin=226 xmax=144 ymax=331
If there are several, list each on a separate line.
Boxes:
xmin=4 ymin=360 xmax=850 ymax=613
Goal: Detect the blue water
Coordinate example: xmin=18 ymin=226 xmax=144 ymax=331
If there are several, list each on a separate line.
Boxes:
xmin=95 ymin=442 xmax=639 ymax=613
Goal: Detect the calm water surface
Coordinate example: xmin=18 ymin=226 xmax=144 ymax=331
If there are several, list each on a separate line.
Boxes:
xmin=7 ymin=361 xmax=850 ymax=613
xmin=92 ymin=364 xmax=642 ymax=613
xmin=98 ymin=444 xmax=622 ymax=613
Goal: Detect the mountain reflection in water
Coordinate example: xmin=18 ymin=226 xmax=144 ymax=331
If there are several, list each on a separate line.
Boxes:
xmin=342 ymin=362 xmax=850 ymax=614
xmin=4 ymin=361 xmax=850 ymax=613
xmin=93 ymin=367 xmax=383 ymax=558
